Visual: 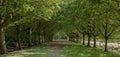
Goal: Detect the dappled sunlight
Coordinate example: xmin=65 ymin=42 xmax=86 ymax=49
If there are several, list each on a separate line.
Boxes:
xmin=5 ymin=55 xmax=24 ymax=57
xmin=1 ymin=47 xmax=49 ymax=57
xmin=0 ymin=0 xmax=120 ymax=57
xmin=62 ymin=44 xmax=120 ymax=57
xmin=21 ymin=52 xmax=47 ymax=55
xmin=1 ymin=41 xmax=120 ymax=57
xmin=60 ymin=55 xmax=66 ymax=57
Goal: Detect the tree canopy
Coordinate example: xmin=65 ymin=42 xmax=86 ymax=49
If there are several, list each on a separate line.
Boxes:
xmin=0 ymin=0 xmax=120 ymax=54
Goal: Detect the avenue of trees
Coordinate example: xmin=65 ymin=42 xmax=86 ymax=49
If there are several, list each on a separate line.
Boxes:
xmin=0 ymin=0 xmax=120 ymax=54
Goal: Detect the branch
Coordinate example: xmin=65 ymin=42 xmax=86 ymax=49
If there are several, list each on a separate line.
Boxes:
xmin=98 ymin=27 xmax=104 ymax=37
xmin=1 ymin=19 xmax=9 ymax=27
xmin=108 ymin=26 xmax=119 ymax=37
xmin=0 ymin=0 xmax=4 ymax=6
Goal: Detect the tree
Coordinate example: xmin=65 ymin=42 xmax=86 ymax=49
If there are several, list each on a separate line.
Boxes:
xmin=0 ymin=0 xmax=30 ymax=53
xmin=92 ymin=0 xmax=120 ymax=52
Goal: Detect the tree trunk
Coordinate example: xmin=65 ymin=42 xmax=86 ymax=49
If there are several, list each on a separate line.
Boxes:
xmin=87 ymin=35 xmax=91 ymax=47
xmin=82 ymin=34 xmax=85 ymax=45
xmin=36 ymin=35 xmax=39 ymax=45
xmin=0 ymin=27 xmax=7 ymax=54
xmin=39 ymin=35 xmax=41 ymax=44
xmin=41 ymin=36 xmax=43 ymax=43
xmin=38 ymin=29 xmax=41 ymax=44
xmin=29 ymin=28 xmax=32 ymax=46
xmin=16 ymin=26 xmax=22 ymax=50
xmin=42 ymin=36 xmax=44 ymax=43
xmin=93 ymin=35 xmax=96 ymax=48
xmin=79 ymin=36 xmax=81 ymax=43
xmin=104 ymin=38 xmax=108 ymax=52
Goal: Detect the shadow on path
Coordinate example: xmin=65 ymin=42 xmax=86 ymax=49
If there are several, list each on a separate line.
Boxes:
xmin=45 ymin=41 xmax=68 ymax=57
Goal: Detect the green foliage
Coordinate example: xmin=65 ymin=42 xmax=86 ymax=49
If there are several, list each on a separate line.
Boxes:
xmin=1 ymin=0 xmax=120 ymax=54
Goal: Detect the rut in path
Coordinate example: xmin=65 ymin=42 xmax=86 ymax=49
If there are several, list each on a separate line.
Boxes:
xmin=45 ymin=41 xmax=65 ymax=57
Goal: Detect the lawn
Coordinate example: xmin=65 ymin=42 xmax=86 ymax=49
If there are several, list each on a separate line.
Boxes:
xmin=1 ymin=46 xmax=49 ymax=57
xmin=62 ymin=45 xmax=120 ymax=57
xmin=1 ymin=41 xmax=120 ymax=57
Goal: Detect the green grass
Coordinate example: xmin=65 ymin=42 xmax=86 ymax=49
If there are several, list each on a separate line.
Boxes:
xmin=1 ymin=41 xmax=120 ymax=57
xmin=1 ymin=46 xmax=49 ymax=57
xmin=62 ymin=45 xmax=120 ymax=57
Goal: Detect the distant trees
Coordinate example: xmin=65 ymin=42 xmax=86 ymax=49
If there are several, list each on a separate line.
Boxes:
xmin=55 ymin=0 xmax=120 ymax=52
xmin=95 ymin=0 xmax=120 ymax=52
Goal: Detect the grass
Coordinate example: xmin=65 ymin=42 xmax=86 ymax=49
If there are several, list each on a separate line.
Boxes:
xmin=1 ymin=46 xmax=49 ymax=57
xmin=1 ymin=41 xmax=120 ymax=57
xmin=62 ymin=45 xmax=120 ymax=57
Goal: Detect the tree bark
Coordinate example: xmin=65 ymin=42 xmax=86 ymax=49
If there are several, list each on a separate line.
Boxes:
xmin=0 ymin=27 xmax=7 ymax=54
xmin=42 ymin=36 xmax=44 ymax=43
xmin=39 ymin=35 xmax=41 ymax=44
xmin=82 ymin=34 xmax=85 ymax=45
xmin=104 ymin=38 xmax=108 ymax=52
xmin=87 ymin=35 xmax=91 ymax=47
xmin=38 ymin=29 xmax=41 ymax=44
xmin=93 ymin=35 xmax=96 ymax=48
xmin=36 ymin=34 xmax=39 ymax=45
xmin=29 ymin=28 xmax=32 ymax=46
xmin=79 ymin=37 xmax=81 ymax=43
xmin=0 ymin=0 xmax=4 ymax=6
xmin=16 ymin=25 xmax=22 ymax=50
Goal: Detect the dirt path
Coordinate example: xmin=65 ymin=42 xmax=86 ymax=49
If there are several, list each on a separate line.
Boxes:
xmin=45 ymin=41 xmax=65 ymax=57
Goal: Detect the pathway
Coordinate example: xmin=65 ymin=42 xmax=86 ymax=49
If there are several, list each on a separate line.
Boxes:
xmin=45 ymin=41 xmax=65 ymax=57
xmin=0 ymin=41 xmax=67 ymax=57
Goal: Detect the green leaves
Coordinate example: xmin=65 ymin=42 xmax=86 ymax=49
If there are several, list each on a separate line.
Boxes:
xmin=2 ymin=0 xmax=120 ymax=42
